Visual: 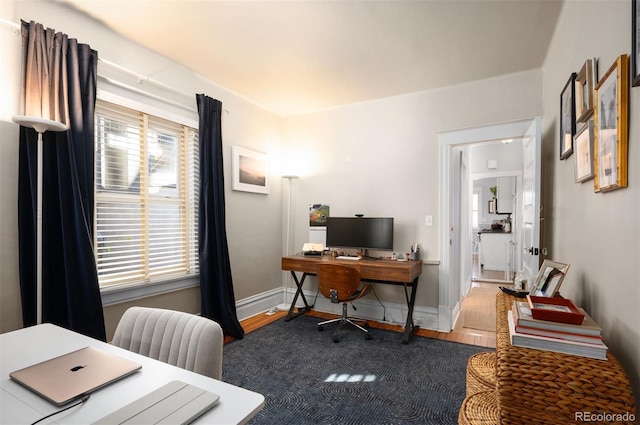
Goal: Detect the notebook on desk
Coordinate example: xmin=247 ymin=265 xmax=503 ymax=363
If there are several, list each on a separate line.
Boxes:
xmin=92 ymin=380 xmax=220 ymax=425
xmin=9 ymin=346 xmax=141 ymax=406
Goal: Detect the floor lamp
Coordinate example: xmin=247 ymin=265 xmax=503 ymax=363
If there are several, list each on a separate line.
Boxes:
xmin=12 ymin=115 xmax=67 ymax=325
xmin=277 ymin=175 xmax=299 ymax=311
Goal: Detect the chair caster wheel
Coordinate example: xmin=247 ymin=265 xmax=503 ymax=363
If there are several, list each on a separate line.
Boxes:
xmin=332 ymin=335 xmax=339 ymax=343
xmin=365 ymin=333 xmax=371 ymax=340
xmin=318 ymin=325 xmax=324 ymax=332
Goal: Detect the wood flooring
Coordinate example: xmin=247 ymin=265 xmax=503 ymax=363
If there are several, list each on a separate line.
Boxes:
xmin=226 ymin=295 xmax=497 ymax=349
xmin=226 ymin=255 xmax=500 ymax=347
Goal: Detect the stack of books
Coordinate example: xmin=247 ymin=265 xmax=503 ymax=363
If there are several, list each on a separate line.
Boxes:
xmin=508 ymin=301 xmax=607 ymax=360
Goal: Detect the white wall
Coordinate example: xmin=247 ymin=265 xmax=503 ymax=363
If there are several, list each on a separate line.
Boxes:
xmin=283 ymin=70 xmax=543 ymax=309
xmin=541 ymin=0 xmax=639 ymax=403
xmin=0 ymin=1 xmax=284 ymax=333
xmin=469 ymin=140 xmax=523 ymax=174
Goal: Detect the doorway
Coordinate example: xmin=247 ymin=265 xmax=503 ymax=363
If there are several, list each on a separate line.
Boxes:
xmin=437 ymin=117 xmax=541 ymax=332
xmin=470 ymin=168 xmax=521 ymax=285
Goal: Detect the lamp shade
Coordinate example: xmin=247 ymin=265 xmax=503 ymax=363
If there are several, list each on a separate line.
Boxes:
xmin=12 ymin=115 xmax=67 ymax=133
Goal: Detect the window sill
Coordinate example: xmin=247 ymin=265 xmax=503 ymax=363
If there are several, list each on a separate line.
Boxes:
xmin=100 ymin=274 xmax=200 ymax=306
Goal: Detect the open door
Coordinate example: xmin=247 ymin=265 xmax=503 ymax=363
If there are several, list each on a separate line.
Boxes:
xmin=520 ymin=117 xmax=542 ymax=279
xmin=438 ymin=117 xmax=542 ymax=332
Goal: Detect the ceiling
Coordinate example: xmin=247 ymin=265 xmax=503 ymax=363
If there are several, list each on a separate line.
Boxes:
xmin=60 ymin=0 xmax=564 ymax=116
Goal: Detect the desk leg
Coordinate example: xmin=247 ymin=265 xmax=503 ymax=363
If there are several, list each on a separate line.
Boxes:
xmin=285 ymin=271 xmax=313 ymax=322
xmin=401 ymin=277 xmax=420 ymax=344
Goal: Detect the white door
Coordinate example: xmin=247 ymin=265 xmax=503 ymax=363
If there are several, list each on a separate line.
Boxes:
xmin=451 ymin=148 xmax=462 ymax=303
xmin=439 ymin=117 xmax=541 ymax=332
xmin=520 ymin=118 xmax=542 ymax=279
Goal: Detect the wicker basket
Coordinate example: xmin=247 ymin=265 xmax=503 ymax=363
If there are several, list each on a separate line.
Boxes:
xmin=466 ymin=351 xmax=497 ymax=397
xmin=495 ymin=292 xmax=637 ymax=424
xmin=458 ymin=390 xmax=498 ymax=425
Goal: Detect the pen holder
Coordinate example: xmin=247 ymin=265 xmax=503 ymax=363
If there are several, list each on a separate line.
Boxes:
xmin=410 ymin=251 xmax=420 ymax=261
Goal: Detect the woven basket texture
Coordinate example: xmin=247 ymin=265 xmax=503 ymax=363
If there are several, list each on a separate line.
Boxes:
xmin=495 ymin=292 xmax=636 ymax=424
xmin=458 ymin=390 xmax=499 ymax=425
xmin=466 ymin=351 xmax=497 ymax=397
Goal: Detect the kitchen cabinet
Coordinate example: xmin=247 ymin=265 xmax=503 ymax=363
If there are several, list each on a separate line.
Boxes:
xmin=496 ymin=176 xmax=514 ymax=214
xmin=479 ymin=232 xmax=514 ymax=274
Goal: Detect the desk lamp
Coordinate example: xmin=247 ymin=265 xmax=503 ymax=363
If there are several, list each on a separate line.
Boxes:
xmin=12 ymin=115 xmax=67 ymax=324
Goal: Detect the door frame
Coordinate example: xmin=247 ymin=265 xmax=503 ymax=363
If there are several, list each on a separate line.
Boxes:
xmin=437 ymin=117 xmax=539 ymax=332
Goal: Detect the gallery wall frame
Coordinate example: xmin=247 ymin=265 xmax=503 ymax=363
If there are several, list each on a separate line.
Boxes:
xmin=560 ymin=73 xmax=576 ymax=160
xmin=575 ymin=58 xmax=597 ymax=123
xmin=633 ymin=0 xmax=640 ymax=87
xmin=574 ymin=120 xmax=594 ymax=183
xmin=593 ymin=54 xmax=629 ymax=193
xmin=231 ymin=145 xmax=270 ymax=194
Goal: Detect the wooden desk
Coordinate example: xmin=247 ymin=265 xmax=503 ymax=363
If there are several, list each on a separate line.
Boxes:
xmin=1 ymin=324 xmax=264 ymax=424
xmin=281 ymin=254 xmax=422 ymax=343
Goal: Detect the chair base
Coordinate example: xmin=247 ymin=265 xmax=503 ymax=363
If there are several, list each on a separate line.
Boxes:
xmin=317 ymin=303 xmax=371 ymax=343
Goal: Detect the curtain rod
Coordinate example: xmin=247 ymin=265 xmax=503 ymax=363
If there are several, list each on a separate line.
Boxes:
xmin=99 ymin=58 xmax=194 ymax=102
xmin=2 ymin=17 xmax=227 ymax=114
xmin=0 ymin=17 xmax=21 ymax=30
xmin=98 ymin=75 xmax=197 ymax=114
xmin=99 ymin=58 xmax=229 ymax=114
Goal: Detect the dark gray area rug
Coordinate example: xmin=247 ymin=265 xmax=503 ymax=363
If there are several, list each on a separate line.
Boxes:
xmin=222 ymin=315 xmax=486 ymax=424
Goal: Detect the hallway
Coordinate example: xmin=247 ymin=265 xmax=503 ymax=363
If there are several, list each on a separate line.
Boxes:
xmin=472 ymin=254 xmax=511 ymax=283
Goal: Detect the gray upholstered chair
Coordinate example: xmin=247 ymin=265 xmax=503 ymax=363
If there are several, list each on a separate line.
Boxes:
xmin=111 ymin=307 xmax=224 ymax=380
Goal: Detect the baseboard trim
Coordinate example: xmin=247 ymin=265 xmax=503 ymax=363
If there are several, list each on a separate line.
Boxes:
xmin=235 ymin=288 xmax=439 ymax=331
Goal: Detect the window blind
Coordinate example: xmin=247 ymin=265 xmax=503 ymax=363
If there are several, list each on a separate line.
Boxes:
xmin=95 ymin=100 xmax=199 ymax=287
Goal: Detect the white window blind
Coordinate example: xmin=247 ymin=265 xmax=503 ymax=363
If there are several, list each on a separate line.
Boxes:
xmin=95 ymin=100 xmax=199 ymax=287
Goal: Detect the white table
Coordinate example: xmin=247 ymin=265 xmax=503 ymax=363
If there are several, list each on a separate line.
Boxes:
xmin=0 ymin=324 xmax=264 ymax=424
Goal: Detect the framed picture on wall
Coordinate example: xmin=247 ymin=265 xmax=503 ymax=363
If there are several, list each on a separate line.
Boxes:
xmin=633 ymin=0 xmax=640 ymax=87
xmin=575 ymin=58 xmax=597 ymax=122
xmin=560 ymin=73 xmax=576 ymax=160
xmin=232 ymin=145 xmax=270 ymax=194
xmin=593 ymin=55 xmax=629 ymax=192
xmin=488 ymin=199 xmax=496 ymax=214
xmin=574 ymin=120 xmax=594 ymax=183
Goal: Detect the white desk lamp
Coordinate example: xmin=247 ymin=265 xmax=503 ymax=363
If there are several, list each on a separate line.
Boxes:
xmin=277 ymin=175 xmax=299 ymax=312
xmin=12 ymin=115 xmax=67 ymax=324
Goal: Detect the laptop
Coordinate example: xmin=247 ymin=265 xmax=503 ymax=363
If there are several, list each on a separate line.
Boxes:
xmin=10 ymin=346 xmax=142 ymax=406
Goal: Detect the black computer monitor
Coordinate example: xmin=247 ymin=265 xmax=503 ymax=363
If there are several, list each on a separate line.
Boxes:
xmin=325 ymin=217 xmax=394 ymax=251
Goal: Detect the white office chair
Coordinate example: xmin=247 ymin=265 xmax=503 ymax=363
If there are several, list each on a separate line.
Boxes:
xmin=112 ymin=307 xmax=224 ymax=380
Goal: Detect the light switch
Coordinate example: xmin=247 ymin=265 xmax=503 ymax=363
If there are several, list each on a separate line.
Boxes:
xmin=425 ymin=215 xmax=433 ymax=226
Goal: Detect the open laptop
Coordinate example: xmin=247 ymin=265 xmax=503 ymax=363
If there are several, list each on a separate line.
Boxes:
xmin=10 ymin=346 xmax=142 ymax=406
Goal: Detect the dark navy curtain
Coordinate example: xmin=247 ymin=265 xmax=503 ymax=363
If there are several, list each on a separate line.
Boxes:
xmin=196 ymin=94 xmax=244 ymax=339
xmin=18 ymin=21 xmax=105 ymax=340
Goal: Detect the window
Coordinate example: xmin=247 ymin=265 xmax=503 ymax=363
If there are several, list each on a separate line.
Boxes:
xmin=472 ymin=188 xmax=481 ymax=229
xmin=94 ymin=100 xmax=199 ymax=288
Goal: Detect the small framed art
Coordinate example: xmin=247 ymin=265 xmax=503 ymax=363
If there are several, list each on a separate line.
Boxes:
xmin=560 ymin=73 xmax=577 ymax=160
xmin=575 ymin=58 xmax=597 ymax=122
xmin=593 ymin=55 xmax=629 ymax=192
xmin=528 ymin=260 xmax=570 ymax=298
xmin=633 ymin=0 xmax=639 ymax=87
xmin=574 ymin=120 xmax=594 ymax=183
xmin=232 ymin=145 xmax=270 ymax=194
